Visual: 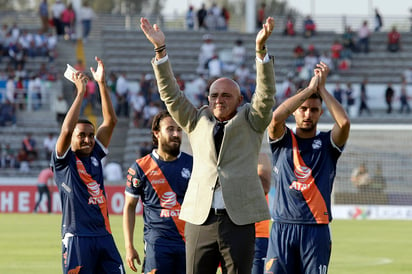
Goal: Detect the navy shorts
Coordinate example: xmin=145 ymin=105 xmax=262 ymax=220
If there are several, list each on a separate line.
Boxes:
xmin=143 ymin=241 xmax=185 ymax=274
xmin=62 ymin=234 xmax=125 ymax=274
xmin=252 ymin=237 xmax=269 ymax=274
xmin=265 ymin=222 xmax=331 ymax=274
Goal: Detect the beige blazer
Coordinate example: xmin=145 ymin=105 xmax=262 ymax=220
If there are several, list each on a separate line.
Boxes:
xmin=152 ymin=57 xmax=276 ymax=225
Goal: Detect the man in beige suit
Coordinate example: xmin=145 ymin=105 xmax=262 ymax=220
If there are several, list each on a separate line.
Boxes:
xmin=140 ymin=17 xmax=276 ymax=274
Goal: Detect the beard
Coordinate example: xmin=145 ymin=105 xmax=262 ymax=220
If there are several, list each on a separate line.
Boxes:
xmin=299 ymin=120 xmax=317 ymax=132
xmin=162 ymin=139 xmax=181 ymax=157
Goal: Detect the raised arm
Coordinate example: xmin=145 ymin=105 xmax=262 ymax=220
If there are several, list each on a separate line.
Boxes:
xmin=140 ymin=17 xmax=167 ymax=60
xmin=316 ymin=62 xmax=350 ymax=147
xmin=140 ymin=17 xmax=199 ymax=133
xmin=250 ymin=17 xmax=277 ymax=132
xmin=55 ymin=71 xmax=88 ymax=157
xmin=91 ymin=56 xmax=117 ymax=148
xmin=268 ymin=75 xmax=319 ymax=140
xmin=256 ymin=17 xmax=275 ymax=60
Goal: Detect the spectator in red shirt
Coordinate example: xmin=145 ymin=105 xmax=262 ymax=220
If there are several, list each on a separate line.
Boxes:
xmin=303 ymin=15 xmax=316 ymax=38
xmin=293 ymin=44 xmax=305 ymax=73
xmin=387 ymin=26 xmax=401 ymax=52
xmin=331 ymin=39 xmax=343 ymax=70
xmin=256 ymin=3 xmax=266 ymax=29
xmin=283 ymin=15 xmax=295 ymax=36
xmin=22 ymin=132 xmax=38 ymax=162
xmin=61 ymin=3 xmax=76 ymax=40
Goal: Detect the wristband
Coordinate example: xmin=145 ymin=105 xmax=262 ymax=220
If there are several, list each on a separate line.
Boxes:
xmin=154 ymin=45 xmax=166 ymax=53
xmin=256 ymin=45 xmax=266 ymax=54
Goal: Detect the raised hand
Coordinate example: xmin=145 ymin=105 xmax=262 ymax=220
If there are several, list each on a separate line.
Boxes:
xmin=90 ymin=56 xmax=105 ymax=83
xmin=73 ymin=71 xmax=87 ymax=96
xmin=308 ymin=74 xmax=319 ymax=93
xmin=140 ymin=17 xmax=166 ymax=48
xmin=315 ymin=61 xmax=330 ymax=88
xmin=256 ymin=17 xmax=275 ymax=49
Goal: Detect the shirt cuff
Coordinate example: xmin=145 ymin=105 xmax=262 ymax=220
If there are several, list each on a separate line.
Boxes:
xmin=153 ymin=55 xmax=169 ymax=65
xmin=256 ymin=53 xmax=270 ymax=63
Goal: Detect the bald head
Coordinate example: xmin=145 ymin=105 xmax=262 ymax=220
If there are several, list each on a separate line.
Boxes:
xmin=208 ymin=77 xmax=243 ymax=121
xmin=210 ymin=78 xmax=241 ymax=95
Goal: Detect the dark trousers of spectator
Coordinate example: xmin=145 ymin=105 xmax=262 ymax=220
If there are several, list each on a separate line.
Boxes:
xmin=387 ymin=44 xmax=399 ymax=53
xmin=386 ymin=101 xmax=393 ymax=114
xmin=53 ymin=18 xmax=64 ymax=36
xmin=56 ymin=113 xmax=66 ymax=125
xmin=82 ymin=20 xmax=92 ymax=40
xmin=357 ymin=38 xmax=369 ymax=53
xmin=33 ymin=184 xmax=51 ymax=213
xmin=358 ymin=101 xmax=371 ymax=116
xmin=399 ymin=96 xmax=410 ymax=113
xmin=116 ymin=96 xmax=129 ymax=117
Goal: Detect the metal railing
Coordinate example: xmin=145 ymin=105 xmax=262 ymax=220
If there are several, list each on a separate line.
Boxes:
xmin=0 ymin=80 xmax=62 ymax=112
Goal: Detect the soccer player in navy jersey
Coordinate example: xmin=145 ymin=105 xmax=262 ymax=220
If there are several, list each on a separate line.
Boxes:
xmin=123 ymin=110 xmax=193 ymax=274
xmin=265 ymin=62 xmax=350 ymax=274
xmin=51 ymin=57 xmax=125 ymax=274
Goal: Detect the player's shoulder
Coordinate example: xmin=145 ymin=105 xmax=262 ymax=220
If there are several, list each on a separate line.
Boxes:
xmin=180 ymin=151 xmax=193 ymax=160
xmin=317 ymin=130 xmax=334 ymax=144
xmin=127 ymin=154 xmax=152 ymax=174
xmin=318 ymin=130 xmax=331 ymax=138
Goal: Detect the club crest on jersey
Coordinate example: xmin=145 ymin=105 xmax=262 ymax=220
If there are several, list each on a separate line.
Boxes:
xmin=312 ymin=139 xmax=322 ymax=149
xmin=181 ymin=168 xmax=191 ymax=179
xmin=91 ymin=156 xmax=99 ymax=167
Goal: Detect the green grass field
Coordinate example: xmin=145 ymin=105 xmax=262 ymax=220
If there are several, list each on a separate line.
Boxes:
xmin=0 ymin=214 xmax=411 ymax=273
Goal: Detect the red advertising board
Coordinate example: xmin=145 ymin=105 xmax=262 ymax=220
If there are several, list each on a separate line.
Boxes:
xmin=0 ymin=185 xmax=143 ymax=215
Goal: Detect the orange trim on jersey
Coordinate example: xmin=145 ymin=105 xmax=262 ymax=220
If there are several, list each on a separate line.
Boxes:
xmin=75 ymin=156 xmax=112 ymax=234
xmin=290 ymin=129 xmax=329 ymax=224
xmin=137 ymin=156 xmax=186 ymax=242
xmin=255 ymin=195 xmax=270 ymax=238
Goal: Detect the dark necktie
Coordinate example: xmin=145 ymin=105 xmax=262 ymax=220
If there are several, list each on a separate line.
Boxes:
xmin=214 ymin=122 xmax=225 ymax=156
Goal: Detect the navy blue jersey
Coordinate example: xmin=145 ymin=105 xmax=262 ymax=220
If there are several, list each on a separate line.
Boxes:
xmin=125 ymin=151 xmax=193 ymax=246
xmin=51 ymin=140 xmax=111 ymax=237
xmin=269 ymin=128 xmax=343 ymax=224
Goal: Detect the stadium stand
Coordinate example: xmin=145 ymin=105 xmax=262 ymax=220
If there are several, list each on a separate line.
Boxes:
xmin=1 ymin=9 xmax=412 ymax=210
xmin=102 ymin=27 xmax=412 ymax=85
